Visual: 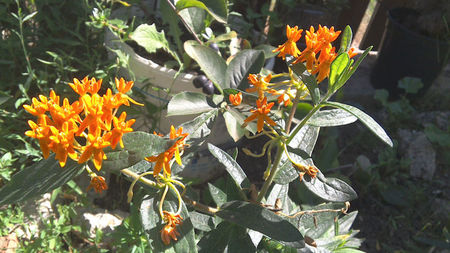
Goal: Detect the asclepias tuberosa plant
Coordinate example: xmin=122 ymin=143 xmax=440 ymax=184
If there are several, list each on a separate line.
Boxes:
xmin=0 ymin=24 xmax=392 ymax=252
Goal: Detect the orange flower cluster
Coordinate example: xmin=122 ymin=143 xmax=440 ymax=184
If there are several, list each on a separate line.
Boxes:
xmin=145 ymin=126 xmax=188 ymax=177
xmin=160 ymin=211 xmax=183 ymax=245
xmin=24 ymin=77 xmax=139 ymax=170
xmin=274 ymin=25 xmax=357 ymax=83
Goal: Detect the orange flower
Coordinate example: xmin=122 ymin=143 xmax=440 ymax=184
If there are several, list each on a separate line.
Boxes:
xmin=246 ymin=74 xmax=272 ymax=99
xmin=311 ymin=44 xmax=337 ymax=83
xmin=243 ymin=97 xmax=276 ymax=132
xmin=348 ymin=47 xmax=358 ymax=58
xmin=145 ymin=126 xmax=188 ymax=177
xmin=110 ymin=112 xmax=135 ymax=149
xmin=78 ymin=132 xmax=111 ymax=170
xmin=25 ymin=118 xmax=52 ymax=159
xmin=161 ymin=224 xmax=181 ymax=245
xmin=160 ymin=211 xmax=183 ymax=245
xmin=273 ymin=25 xmax=303 ymax=60
xmin=68 ymin=77 xmax=102 ymax=96
xmin=48 ymin=122 xmax=78 ymax=167
xmin=114 ymin=77 xmax=144 ymax=106
xmin=87 ymin=175 xmax=108 ymax=193
xmin=229 ymin=92 xmax=242 ymax=106
xmin=23 ymin=95 xmax=49 ymax=117
xmin=169 ymin=126 xmax=188 ymax=166
xmin=146 ymin=151 xmax=172 ymax=176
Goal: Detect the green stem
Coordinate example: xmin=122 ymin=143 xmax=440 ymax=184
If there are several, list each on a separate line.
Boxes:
xmin=256 ymin=141 xmax=283 ymax=203
xmin=15 ymin=1 xmax=33 ymax=78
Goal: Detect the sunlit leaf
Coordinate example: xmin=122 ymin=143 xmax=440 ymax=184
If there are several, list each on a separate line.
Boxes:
xmin=0 ymin=155 xmax=83 ymax=205
xmin=302 ymin=171 xmax=357 ymax=202
xmin=324 ymin=101 xmax=393 ymax=147
xmin=167 ymin=92 xmax=215 ymax=116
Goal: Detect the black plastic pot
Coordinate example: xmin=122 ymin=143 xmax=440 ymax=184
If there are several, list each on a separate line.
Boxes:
xmin=371 ymin=8 xmax=450 ymax=98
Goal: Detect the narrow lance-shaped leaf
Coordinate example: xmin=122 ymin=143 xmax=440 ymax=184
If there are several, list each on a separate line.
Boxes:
xmin=0 ymin=155 xmax=84 ymax=205
xmin=167 ymin=92 xmax=215 ymax=116
xmin=207 ymin=144 xmax=251 ymax=190
xmin=217 ymin=200 xmax=305 ymax=248
xmin=307 ymin=108 xmax=357 ymax=127
xmin=324 ymin=101 xmax=393 ymax=147
xmin=329 ymin=53 xmax=350 ymax=90
xmin=338 ymin=25 xmax=353 ymax=54
xmin=197 ymin=222 xmax=256 ymax=252
xmin=302 ymin=171 xmax=358 ymax=202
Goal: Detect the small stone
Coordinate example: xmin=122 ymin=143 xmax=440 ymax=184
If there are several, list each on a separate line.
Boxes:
xmin=74 ymin=207 xmax=128 ymax=242
xmin=398 ymin=129 xmax=436 ymax=180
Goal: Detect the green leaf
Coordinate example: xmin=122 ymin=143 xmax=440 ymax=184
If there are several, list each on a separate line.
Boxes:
xmin=308 ymin=109 xmax=357 ymax=127
xmin=197 ymin=222 xmax=255 ymax=252
xmin=302 ymin=171 xmax=357 ymax=202
xmin=167 ymin=92 xmax=215 ymax=116
xmin=189 ymin=211 xmax=216 ymax=232
xmin=398 ymin=77 xmax=423 ymax=94
xmin=333 ymin=248 xmax=365 ymax=253
xmin=288 ymin=60 xmax=320 ymax=104
xmin=123 ymin=131 xmax=171 ymax=163
xmin=103 ymin=132 xmax=172 ymax=171
xmin=223 ymin=110 xmax=245 ymax=142
xmin=160 ymin=0 xmax=184 ymax=52
xmin=274 ymin=125 xmax=320 ymax=184
xmin=203 ymin=0 xmax=229 ymax=23
xmin=0 ymin=155 xmax=84 ymax=205
xmin=178 ymin=4 xmax=206 ymax=35
xmin=140 ymin=194 xmax=197 ymax=252
xmin=208 ymin=144 xmax=250 ymax=190
xmin=180 ymin=109 xmax=218 ymax=146
xmin=254 ymin=44 xmax=278 ymax=59
xmin=208 ymin=182 xmax=227 ymax=207
xmin=130 ymin=24 xmax=170 ymax=54
xmin=345 ymin=46 xmax=372 ymax=80
xmin=329 ymin=53 xmax=350 ymax=89
xmin=210 ymin=31 xmax=237 ymax=43
xmin=225 ymin=49 xmax=265 ymax=89
xmin=324 ymin=101 xmax=393 ymax=147
xmin=217 ymin=201 xmax=305 ymax=248
xmin=176 ymin=0 xmax=228 ymax=23
xmin=338 ymin=25 xmax=353 ymax=54
xmin=293 ymin=202 xmax=346 ymax=238
xmin=184 ymin=41 xmax=227 ymax=90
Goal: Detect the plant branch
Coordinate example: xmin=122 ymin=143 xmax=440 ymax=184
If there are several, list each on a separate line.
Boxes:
xmin=285 ymin=86 xmax=302 ymax=133
xmin=182 ymin=196 xmax=218 ymax=215
xmin=120 ymin=168 xmax=163 ymax=189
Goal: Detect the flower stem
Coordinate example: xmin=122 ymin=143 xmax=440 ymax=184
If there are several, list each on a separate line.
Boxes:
xmin=256 ymin=141 xmax=283 ymax=203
